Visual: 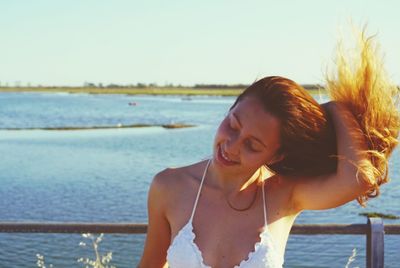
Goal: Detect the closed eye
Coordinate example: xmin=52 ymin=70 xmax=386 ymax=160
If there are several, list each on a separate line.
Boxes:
xmin=246 ymin=139 xmax=263 ymax=152
xmin=229 ymin=112 xmax=267 ymax=151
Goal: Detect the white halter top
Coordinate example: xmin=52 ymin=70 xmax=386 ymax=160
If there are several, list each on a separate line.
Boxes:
xmin=166 ymin=160 xmax=284 ymax=268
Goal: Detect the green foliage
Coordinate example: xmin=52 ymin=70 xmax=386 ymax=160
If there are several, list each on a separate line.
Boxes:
xmin=359 ymin=212 xmax=399 ymax=219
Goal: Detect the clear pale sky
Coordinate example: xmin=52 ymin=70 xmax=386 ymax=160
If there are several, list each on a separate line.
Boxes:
xmin=0 ymin=0 xmax=399 ymax=86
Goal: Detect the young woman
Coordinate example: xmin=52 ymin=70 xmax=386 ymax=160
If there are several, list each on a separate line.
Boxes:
xmin=138 ymin=32 xmax=400 ymax=268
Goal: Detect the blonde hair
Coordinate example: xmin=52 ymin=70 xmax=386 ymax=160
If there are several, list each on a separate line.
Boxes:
xmin=326 ymin=28 xmax=400 ymax=205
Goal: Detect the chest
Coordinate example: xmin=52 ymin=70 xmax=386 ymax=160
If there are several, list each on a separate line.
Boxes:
xmin=167 ymin=183 xmax=297 ymax=267
xmin=191 ymin=206 xmax=293 ymax=267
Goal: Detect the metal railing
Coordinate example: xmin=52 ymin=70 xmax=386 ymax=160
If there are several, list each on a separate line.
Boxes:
xmin=1 ymin=218 xmax=399 ymax=268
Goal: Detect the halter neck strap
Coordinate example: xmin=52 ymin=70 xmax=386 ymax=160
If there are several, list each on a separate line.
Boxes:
xmin=189 ymin=159 xmax=211 ymax=222
xmin=261 ymin=179 xmax=268 ymax=226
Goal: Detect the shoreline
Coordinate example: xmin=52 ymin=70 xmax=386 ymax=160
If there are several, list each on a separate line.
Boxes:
xmin=0 ymin=86 xmax=325 ymax=96
xmin=0 ymin=123 xmax=196 ymax=131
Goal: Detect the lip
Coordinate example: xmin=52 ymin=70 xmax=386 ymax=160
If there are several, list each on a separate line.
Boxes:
xmin=216 ymin=145 xmax=239 ymax=166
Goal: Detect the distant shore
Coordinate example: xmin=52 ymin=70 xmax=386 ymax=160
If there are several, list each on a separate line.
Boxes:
xmin=1 ymin=123 xmax=196 ymax=131
xmin=0 ymin=86 xmax=325 ymax=96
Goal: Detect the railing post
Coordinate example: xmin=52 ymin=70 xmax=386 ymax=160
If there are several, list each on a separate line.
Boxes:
xmin=366 ymin=217 xmax=384 ymax=268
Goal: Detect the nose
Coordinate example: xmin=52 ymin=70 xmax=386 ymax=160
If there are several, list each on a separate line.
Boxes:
xmin=224 ymin=135 xmax=240 ymax=157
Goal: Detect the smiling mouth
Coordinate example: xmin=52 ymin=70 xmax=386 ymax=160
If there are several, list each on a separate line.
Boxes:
xmin=217 ymin=145 xmax=239 ymax=166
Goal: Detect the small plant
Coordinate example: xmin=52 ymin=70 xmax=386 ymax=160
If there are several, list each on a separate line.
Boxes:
xmin=345 ymin=248 xmax=359 ymax=268
xmin=36 ymin=254 xmax=53 ymax=268
xmin=36 ymin=233 xmax=116 ymax=268
xmin=77 ymin=233 xmax=116 ymax=268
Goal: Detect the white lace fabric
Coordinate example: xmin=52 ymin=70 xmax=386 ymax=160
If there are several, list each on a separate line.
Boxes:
xmin=166 ymin=160 xmax=284 ymax=268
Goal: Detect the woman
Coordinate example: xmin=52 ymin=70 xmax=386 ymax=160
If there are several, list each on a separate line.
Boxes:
xmin=138 ymin=32 xmax=400 ymax=268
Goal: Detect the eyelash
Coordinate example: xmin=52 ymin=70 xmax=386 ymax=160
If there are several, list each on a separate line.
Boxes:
xmin=245 ymin=140 xmax=257 ymax=152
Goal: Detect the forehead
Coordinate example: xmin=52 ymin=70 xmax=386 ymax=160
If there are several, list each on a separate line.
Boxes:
xmin=231 ymin=97 xmax=281 ymax=145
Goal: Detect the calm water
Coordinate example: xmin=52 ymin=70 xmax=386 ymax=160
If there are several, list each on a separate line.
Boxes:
xmin=0 ymin=92 xmax=399 ymax=267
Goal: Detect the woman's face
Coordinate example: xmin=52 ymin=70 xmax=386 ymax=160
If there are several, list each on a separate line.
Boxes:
xmin=213 ymin=96 xmax=283 ymax=175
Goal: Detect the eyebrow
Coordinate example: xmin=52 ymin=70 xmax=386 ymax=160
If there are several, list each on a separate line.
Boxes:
xmin=232 ymin=112 xmax=268 ymax=148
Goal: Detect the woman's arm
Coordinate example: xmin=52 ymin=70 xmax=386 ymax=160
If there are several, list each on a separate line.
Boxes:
xmin=138 ymin=172 xmax=171 ymax=268
xmin=292 ymin=101 xmax=374 ymax=211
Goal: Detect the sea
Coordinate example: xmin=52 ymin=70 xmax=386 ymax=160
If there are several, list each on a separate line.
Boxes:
xmin=0 ymin=92 xmax=399 ymax=267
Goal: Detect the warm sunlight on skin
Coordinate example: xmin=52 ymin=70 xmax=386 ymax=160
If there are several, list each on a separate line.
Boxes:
xmin=210 ymin=97 xmax=284 ymax=190
xmin=138 ymin=29 xmax=400 ymax=268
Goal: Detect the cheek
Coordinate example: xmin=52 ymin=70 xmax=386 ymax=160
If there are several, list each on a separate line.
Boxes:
xmin=248 ymin=153 xmax=268 ymax=167
xmin=242 ymin=147 xmax=274 ymax=166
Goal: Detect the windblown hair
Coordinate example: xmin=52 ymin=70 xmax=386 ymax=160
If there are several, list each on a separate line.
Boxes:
xmin=232 ymin=29 xmax=400 ymax=206
xmin=326 ymin=30 xmax=400 ymax=205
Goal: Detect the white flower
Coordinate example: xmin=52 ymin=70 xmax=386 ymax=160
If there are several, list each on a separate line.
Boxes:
xmin=82 ymin=233 xmax=92 ymax=238
xmin=95 ymin=233 xmax=104 ymax=244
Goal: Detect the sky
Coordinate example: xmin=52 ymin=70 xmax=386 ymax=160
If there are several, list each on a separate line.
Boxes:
xmin=0 ymin=0 xmax=399 ymax=87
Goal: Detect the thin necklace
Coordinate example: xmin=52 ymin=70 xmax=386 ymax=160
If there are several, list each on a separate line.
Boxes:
xmin=225 ymin=184 xmax=259 ymax=212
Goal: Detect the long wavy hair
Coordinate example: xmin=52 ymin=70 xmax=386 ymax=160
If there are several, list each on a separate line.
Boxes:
xmin=231 ymin=30 xmax=400 ymax=205
xmin=326 ymin=30 xmax=400 ymax=204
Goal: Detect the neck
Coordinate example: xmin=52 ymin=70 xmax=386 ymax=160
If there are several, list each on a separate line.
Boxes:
xmin=207 ymin=160 xmax=263 ymax=196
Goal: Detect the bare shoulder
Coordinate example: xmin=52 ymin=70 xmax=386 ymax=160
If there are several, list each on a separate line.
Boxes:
xmin=149 ymin=160 xmax=208 ymax=204
xmin=141 ymin=164 xmax=203 ymax=268
xmin=264 ymin=173 xmax=299 ymax=215
xmin=151 ymin=167 xmax=183 ymax=193
xmin=151 ymin=161 xmax=202 ymax=189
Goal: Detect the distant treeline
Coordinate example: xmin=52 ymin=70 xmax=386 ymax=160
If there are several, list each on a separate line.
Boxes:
xmin=0 ymin=82 xmax=324 ymax=90
xmin=81 ymin=83 xmax=250 ymax=88
xmin=81 ymin=82 xmax=323 ymax=90
xmin=81 ymin=82 xmax=249 ymax=89
xmin=193 ymin=84 xmax=249 ymax=89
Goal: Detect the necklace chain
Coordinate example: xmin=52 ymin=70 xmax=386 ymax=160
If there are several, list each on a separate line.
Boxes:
xmin=225 ymin=185 xmax=259 ymax=212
